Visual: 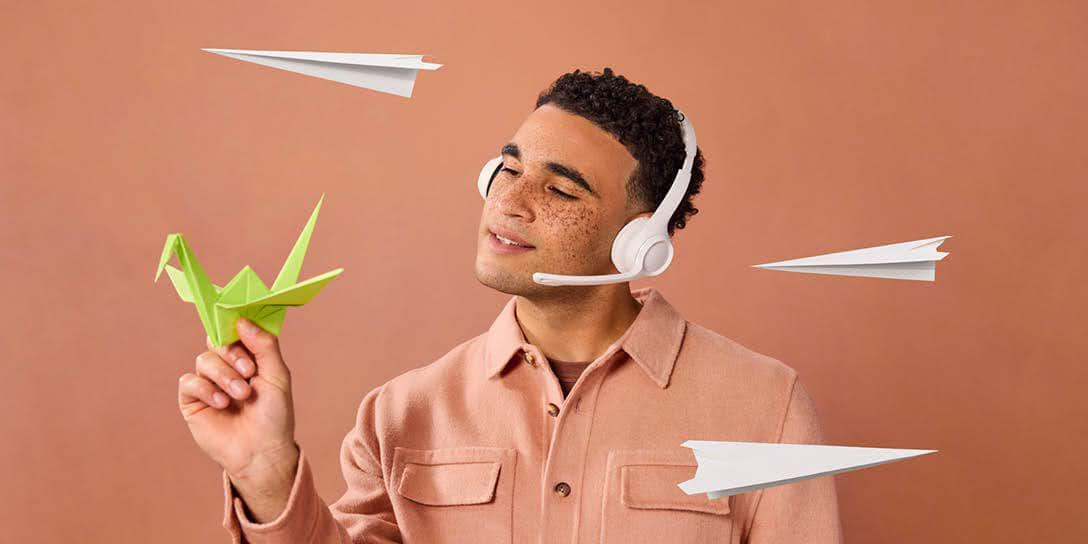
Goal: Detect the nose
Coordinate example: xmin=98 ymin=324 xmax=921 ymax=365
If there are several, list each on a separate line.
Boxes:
xmin=490 ymin=171 xmax=536 ymax=222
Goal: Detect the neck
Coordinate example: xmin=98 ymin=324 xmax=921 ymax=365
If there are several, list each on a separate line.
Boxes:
xmin=514 ymin=284 xmax=644 ymax=363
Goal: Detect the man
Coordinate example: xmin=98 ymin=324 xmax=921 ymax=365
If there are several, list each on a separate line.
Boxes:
xmin=178 ymin=68 xmax=844 ymax=543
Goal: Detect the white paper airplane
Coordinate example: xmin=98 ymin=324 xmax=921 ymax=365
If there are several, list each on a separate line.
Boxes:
xmin=201 ymin=49 xmax=442 ymax=97
xmin=752 ymin=235 xmax=952 ymax=281
xmin=678 ymin=440 xmax=936 ymax=499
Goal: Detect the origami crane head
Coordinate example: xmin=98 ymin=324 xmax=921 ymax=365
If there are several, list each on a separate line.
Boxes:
xmin=155 ymin=195 xmax=344 ymax=347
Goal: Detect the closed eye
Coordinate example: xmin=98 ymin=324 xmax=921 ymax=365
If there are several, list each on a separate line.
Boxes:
xmin=549 ymin=187 xmax=577 ymax=200
xmin=500 ymin=167 xmax=578 ymax=200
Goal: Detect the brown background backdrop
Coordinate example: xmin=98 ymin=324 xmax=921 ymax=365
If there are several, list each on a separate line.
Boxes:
xmin=3 ymin=1 xmax=1085 ymax=542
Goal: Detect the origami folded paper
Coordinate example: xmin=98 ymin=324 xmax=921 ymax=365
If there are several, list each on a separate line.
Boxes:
xmin=155 ymin=196 xmax=344 ymax=347
xmin=678 ymin=440 xmax=936 ymax=499
xmin=202 ymin=48 xmax=442 ymax=97
xmin=752 ymin=235 xmax=952 ymax=281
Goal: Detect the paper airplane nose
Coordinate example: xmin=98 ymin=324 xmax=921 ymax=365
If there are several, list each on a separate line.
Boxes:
xmin=678 ymin=440 xmax=936 ymax=499
xmin=202 ymin=48 xmax=442 ymax=97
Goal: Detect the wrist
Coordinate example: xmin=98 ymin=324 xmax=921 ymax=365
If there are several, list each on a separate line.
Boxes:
xmin=228 ymin=442 xmax=300 ymax=497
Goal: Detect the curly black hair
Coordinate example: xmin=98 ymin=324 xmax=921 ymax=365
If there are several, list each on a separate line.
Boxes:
xmin=535 ymin=67 xmax=705 ymax=236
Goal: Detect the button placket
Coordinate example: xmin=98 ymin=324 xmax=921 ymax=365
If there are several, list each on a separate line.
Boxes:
xmin=523 ymin=346 xmax=566 ymax=406
xmin=524 ymin=344 xmax=567 ymax=500
xmin=538 ymin=357 xmax=612 ymax=543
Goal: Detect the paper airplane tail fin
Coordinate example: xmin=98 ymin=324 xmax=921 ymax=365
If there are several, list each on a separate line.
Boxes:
xmin=676 ymin=478 xmax=703 ymax=495
xmin=272 ymin=195 xmax=325 ymax=292
xmin=910 ymin=235 xmax=952 ymax=260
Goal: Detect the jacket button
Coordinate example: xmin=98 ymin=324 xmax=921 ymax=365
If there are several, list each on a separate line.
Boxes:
xmin=553 ymin=482 xmax=571 ymax=497
xmin=546 ymin=403 xmax=559 ymax=417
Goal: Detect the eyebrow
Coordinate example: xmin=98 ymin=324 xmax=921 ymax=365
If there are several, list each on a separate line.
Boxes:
xmin=501 ymin=142 xmax=599 ymax=198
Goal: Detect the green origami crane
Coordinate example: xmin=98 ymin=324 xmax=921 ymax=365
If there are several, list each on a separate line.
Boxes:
xmin=155 ymin=195 xmax=344 ymax=347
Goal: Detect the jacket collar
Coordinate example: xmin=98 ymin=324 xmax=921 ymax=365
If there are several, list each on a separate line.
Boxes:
xmin=483 ymin=286 xmax=687 ymax=388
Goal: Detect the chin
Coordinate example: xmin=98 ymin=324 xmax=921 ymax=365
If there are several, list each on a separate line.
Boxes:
xmin=475 ymin=260 xmax=519 ymax=294
xmin=475 ymin=259 xmax=543 ymax=297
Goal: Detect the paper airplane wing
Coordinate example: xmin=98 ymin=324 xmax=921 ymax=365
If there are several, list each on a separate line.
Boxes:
xmin=217 ymin=268 xmax=344 ymax=310
xmin=202 ymin=48 xmax=442 ymax=97
xmin=752 ymin=235 xmax=952 ymax=281
xmin=677 ymin=440 xmax=936 ymax=499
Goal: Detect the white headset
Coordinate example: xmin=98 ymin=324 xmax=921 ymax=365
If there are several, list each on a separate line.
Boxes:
xmin=478 ymin=109 xmax=696 ymax=287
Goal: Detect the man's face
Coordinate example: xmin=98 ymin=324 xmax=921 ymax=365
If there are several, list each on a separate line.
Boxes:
xmin=475 ymin=104 xmax=646 ymax=296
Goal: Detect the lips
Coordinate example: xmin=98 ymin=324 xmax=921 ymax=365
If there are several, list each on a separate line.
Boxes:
xmin=488 ymin=225 xmax=534 ymax=248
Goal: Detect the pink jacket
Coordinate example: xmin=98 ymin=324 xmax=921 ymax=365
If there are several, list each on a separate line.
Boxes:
xmin=221 ymin=287 xmax=843 ymax=543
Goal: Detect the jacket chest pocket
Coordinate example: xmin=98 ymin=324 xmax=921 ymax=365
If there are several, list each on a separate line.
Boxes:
xmin=601 ymin=449 xmax=734 ymax=543
xmin=390 ymin=446 xmax=517 ymax=544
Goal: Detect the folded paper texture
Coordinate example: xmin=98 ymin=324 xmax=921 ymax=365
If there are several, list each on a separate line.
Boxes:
xmin=678 ymin=440 xmax=936 ymax=499
xmin=155 ymin=195 xmax=344 ymax=346
xmin=753 ymin=235 xmax=952 ymax=281
xmin=202 ymin=48 xmax=442 ymax=97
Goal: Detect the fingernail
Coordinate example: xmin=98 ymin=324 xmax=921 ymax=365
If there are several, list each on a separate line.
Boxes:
xmin=237 ymin=319 xmax=256 ymax=335
xmin=230 ymin=380 xmax=248 ymax=396
xmin=212 ymin=392 xmax=229 ymax=407
xmin=234 ymin=358 xmax=252 ymax=375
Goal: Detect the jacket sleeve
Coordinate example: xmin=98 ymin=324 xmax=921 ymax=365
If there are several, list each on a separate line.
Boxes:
xmin=746 ymin=377 xmax=845 ymax=543
xmin=220 ymin=385 xmax=402 ymax=543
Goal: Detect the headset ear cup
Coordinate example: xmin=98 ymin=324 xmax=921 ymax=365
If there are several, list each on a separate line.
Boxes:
xmin=612 ymin=217 xmax=675 ymax=279
xmin=611 ymin=217 xmax=650 ymax=276
xmin=641 ymin=236 xmax=674 ymax=276
xmin=478 ymin=156 xmax=504 ymax=199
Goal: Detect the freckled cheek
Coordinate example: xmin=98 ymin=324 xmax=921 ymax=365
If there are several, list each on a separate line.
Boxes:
xmin=537 ymin=203 xmax=609 ymax=266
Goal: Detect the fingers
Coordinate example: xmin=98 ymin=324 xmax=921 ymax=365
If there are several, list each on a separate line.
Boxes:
xmin=194 ymin=351 xmax=253 ymax=402
xmin=178 ymin=372 xmax=230 ymax=409
xmin=206 ymin=335 xmax=257 ymax=379
xmin=234 ymin=318 xmax=280 ymax=360
xmin=234 ymin=318 xmax=291 ymax=386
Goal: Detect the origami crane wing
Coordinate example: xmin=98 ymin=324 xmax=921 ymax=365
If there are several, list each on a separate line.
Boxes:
xmin=202 ymin=48 xmax=442 ymax=97
xmin=677 ymin=440 xmax=936 ymax=499
xmin=752 ymin=235 xmax=952 ymax=281
xmin=217 ymin=268 xmax=344 ymax=310
xmin=212 ymin=268 xmax=343 ymax=342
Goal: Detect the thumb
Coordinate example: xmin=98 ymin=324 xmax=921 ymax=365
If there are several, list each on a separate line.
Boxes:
xmin=234 ymin=318 xmax=290 ymax=381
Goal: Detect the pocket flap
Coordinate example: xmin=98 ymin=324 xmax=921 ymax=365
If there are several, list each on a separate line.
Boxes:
xmin=621 ymin=463 xmax=732 ymax=516
xmin=397 ymin=460 xmax=502 ymax=506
